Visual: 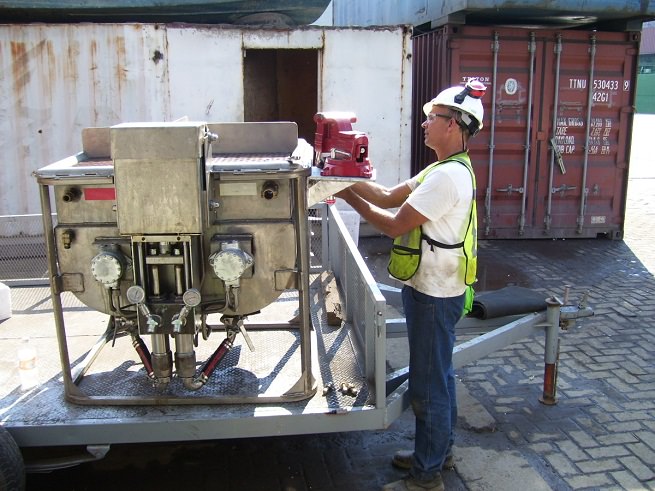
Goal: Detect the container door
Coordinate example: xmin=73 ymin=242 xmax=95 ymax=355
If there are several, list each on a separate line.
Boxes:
xmin=452 ymin=27 xmax=543 ymax=238
xmin=536 ymin=30 xmax=638 ymax=239
xmin=412 ymin=26 xmax=638 ymax=239
xmin=413 ymin=25 xmax=545 ymax=238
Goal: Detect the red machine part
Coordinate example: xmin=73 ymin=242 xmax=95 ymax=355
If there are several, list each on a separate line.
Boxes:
xmin=313 ymin=111 xmax=373 ymax=178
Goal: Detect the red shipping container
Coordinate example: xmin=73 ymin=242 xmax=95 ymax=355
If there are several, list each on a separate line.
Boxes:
xmin=412 ymin=25 xmax=640 ymax=239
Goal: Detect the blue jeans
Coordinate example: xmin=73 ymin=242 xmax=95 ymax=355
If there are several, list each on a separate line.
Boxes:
xmin=402 ymin=285 xmax=464 ymax=481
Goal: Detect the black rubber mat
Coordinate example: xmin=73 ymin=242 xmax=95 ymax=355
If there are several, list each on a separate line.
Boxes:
xmin=469 ymin=286 xmax=547 ymax=319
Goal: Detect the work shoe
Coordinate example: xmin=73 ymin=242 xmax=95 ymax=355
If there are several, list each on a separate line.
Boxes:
xmin=392 ymin=450 xmax=455 ymax=471
xmin=382 ymin=473 xmax=444 ymax=491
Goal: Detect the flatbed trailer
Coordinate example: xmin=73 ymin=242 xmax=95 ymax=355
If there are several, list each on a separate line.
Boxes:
xmin=0 ymin=121 xmax=593 ymax=487
xmin=1 ymin=202 xmax=402 ymax=471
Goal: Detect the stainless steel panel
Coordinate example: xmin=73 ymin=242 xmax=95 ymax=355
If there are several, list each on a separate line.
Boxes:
xmin=208 ymin=122 xmax=299 ymax=154
xmin=112 ymin=123 xmax=206 ymax=235
xmin=209 ymin=176 xmax=292 ymax=221
xmin=54 ymin=185 xmax=117 ymax=224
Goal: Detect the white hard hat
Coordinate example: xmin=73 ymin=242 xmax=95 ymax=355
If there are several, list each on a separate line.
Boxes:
xmin=423 ymin=80 xmax=486 ymax=136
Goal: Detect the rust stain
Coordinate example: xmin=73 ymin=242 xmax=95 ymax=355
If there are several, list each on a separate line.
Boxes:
xmin=10 ymin=41 xmax=30 ymax=98
xmin=90 ymin=40 xmax=99 ymax=121
xmin=46 ymin=40 xmax=56 ymax=101
xmin=115 ymin=35 xmax=127 ymax=95
xmin=64 ymin=39 xmax=79 ymax=83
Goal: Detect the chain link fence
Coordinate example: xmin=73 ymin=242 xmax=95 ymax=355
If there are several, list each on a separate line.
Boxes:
xmin=0 ymin=214 xmax=54 ymax=286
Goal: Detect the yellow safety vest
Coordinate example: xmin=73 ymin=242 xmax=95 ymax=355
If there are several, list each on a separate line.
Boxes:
xmin=387 ymin=152 xmax=477 ymax=290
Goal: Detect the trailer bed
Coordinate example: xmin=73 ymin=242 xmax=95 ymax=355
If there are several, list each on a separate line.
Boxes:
xmin=1 ymin=274 xmax=379 ymax=448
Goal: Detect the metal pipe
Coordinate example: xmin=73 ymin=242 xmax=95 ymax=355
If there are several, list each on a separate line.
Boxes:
xmin=150 ymin=333 xmax=172 ymax=384
xmin=578 ymin=34 xmax=597 ymax=234
xmin=484 ymin=32 xmax=500 ymax=236
xmin=519 ymin=32 xmax=536 ymax=235
xmin=174 ymin=264 xmax=184 ymax=296
xmin=545 ymin=35 xmax=563 ymax=232
xmin=540 ymin=297 xmax=561 ymax=405
xmin=38 ymin=183 xmax=76 ymax=394
xmin=183 ymin=239 xmax=193 ymax=291
xmin=150 ymin=265 xmax=161 ymax=297
xmin=175 ymin=334 xmax=197 ymax=386
xmin=136 ymin=241 xmax=146 ymax=287
xmin=293 ymin=172 xmax=315 ymax=395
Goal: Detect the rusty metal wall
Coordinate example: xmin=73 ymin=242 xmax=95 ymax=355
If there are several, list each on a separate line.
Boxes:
xmin=412 ymin=25 xmax=640 ymax=239
xmin=0 ymin=24 xmax=412 ymax=219
xmin=0 ymin=23 xmax=171 ymax=219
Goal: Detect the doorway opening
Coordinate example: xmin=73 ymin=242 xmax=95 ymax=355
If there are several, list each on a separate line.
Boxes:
xmin=243 ymin=49 xmax=318 ymax=144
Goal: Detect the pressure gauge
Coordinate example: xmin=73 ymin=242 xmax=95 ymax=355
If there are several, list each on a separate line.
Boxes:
xmin=91 ymin=250 xmax=126 ymax=288
xmin=182 ymin=288 xmax=202 ymax=308
xmin=126 ymin=285 xmax=146 ymax=305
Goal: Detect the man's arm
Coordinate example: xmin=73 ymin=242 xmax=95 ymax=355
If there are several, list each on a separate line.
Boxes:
xmin=345 ymin=180 xmax=411 ymax=209
xmin=337 ymin=187 xmax=426 ymax=238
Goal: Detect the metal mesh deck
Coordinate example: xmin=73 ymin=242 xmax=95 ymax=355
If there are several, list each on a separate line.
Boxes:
xmin=1 ymin=274 xmax=374 ymax=431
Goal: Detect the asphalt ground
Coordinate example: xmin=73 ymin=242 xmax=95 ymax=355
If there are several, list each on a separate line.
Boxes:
xmin=17 ymin=115 xmax=655 ymax=490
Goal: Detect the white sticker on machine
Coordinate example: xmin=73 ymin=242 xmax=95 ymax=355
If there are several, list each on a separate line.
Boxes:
xmin=220 ymin=182 xmax=258 ymax=196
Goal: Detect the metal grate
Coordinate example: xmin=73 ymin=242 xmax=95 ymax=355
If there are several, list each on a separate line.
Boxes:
xmin=0 ymin=214 xmax=54 ymax=286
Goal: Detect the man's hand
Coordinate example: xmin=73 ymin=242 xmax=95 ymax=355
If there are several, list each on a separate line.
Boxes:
xmin=334 ymin=186 xmax=355 ymax=201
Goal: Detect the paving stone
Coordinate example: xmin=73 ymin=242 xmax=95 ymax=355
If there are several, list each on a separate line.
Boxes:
xmin=567 ymin=430 xmax=599 ymax=448
xmin=544 ymin=453 xmax=578 ymax=476
xmin=619 ymin=455 xmax=655 ymax=482
xmin=626 ymin=442 xmax=655 ymax=465
xmin=597 ymin=433 xmax=641 ymax=446
xmin=576 ymin=458 xmax=623 ymax=474
xmin=556 ymin=440 xmax=589 ymax=462
xmin=611 ymin=470 xmax=650 ymax=491
xmin=564 ymin=472 xmax=614 ymax=489
xmin=586 ymin=445 xmax=632 ymax=460
xmin=634 ymin=431 xmax=655 ymax=452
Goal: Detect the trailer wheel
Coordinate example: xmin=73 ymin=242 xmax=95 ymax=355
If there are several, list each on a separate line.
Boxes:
xmin=0 ymin=425 xmax=25 ymax=491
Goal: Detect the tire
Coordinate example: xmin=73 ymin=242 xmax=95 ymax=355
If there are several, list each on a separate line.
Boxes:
xmin=0 ymin=425 xmax=25 ymax=491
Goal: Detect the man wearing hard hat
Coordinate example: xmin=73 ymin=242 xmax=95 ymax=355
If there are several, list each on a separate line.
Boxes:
xmin=336 ymin=81 xmax=485 ymax=491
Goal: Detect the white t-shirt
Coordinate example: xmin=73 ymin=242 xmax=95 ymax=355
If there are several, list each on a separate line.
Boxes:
xmin=401 ymin=160 xmax=473 ymax=298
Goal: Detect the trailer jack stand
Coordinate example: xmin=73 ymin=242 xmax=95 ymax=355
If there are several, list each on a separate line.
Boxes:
xmin=539 ymin=292 xmax=593 ymax=405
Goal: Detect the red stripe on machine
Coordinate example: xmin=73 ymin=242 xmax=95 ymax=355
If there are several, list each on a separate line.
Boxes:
xmin=84 ymin=188 xmax=116 ymax=200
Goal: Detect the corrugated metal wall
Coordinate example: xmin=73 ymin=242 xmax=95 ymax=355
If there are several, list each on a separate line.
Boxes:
xmin=413 ymin=25 xmax=640 ymax=239
xmin=0 ymin=24 xmax=412 ymax=226
xmin=0 ymin=24 xmax=171 ymax=218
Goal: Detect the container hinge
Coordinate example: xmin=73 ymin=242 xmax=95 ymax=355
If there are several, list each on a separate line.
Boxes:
xmin=496 ymin=184 xmax=524 ymax=195
xmin=552 ymin=184 xmax=577 ymax=196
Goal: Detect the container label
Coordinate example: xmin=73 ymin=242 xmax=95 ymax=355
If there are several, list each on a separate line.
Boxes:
xmin=555 ymin=116 xmax=614 ymax=156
